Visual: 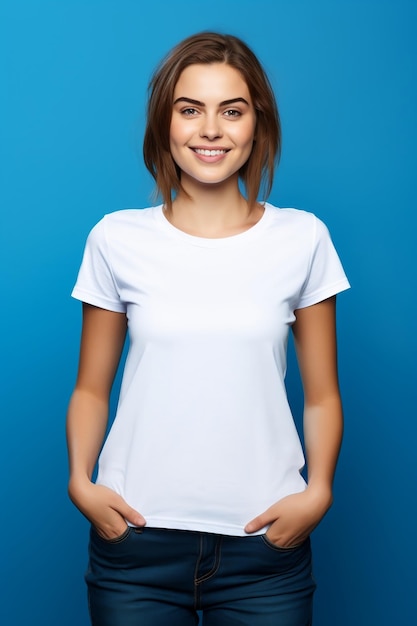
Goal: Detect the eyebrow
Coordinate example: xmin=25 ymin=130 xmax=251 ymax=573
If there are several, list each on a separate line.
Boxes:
xmin=173 ymin=97 xmax=250 ymax=107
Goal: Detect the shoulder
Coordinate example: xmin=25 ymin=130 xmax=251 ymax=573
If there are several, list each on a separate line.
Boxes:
xmin=264 ymin=203 xmax=326 ymax=237
xmin=87 ymin=205 xmax=162 ymax=241
xmin=265 ymin=203 xmax=315 ymax=223
xmin=101 ymin=205 xmax=160 ymax=229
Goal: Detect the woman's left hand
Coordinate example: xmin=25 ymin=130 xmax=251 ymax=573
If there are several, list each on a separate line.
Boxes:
xmin=244 ymin=487 xmax=333 ymax=548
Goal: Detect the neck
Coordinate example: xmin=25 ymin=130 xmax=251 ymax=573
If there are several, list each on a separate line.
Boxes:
xmin=165 ymin=175 xmax=263 ymax=239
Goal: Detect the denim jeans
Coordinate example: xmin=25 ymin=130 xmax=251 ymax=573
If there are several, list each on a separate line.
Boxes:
xmin=85 ymin=526 xmax=316 ymax=625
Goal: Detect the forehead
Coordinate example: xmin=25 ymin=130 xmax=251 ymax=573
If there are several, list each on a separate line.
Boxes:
xmin=173 ymin=63 xmax=251 ymax=102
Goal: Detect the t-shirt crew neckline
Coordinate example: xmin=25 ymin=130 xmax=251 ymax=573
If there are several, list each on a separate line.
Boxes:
xmin=153 ymin=202 xmax=272 ymax=248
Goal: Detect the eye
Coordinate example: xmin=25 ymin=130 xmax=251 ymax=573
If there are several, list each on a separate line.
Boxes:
xmin=181 ymin=107 xmax=199 ymax=116
xmin=223 ymin=109 xmax=241 ymax=118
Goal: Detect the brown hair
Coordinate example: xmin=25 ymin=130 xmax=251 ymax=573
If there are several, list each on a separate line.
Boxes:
xmin=143 ymin=32 xmax=281 ymax=210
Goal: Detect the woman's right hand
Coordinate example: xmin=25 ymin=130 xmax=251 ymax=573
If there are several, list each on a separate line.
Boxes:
xmin=68 ymin=478 xmax=146 ymax=540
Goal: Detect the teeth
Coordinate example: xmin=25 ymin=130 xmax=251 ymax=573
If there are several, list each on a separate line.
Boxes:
xmin=194 ymin=149 xmax=226 ymax=156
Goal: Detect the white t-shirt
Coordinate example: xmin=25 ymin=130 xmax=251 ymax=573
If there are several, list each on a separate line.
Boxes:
xmin=72 ymin=203 xmax=350 ymax=536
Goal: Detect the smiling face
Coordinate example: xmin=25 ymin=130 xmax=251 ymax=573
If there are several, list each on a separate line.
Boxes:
xmin=169 ymin=63 xmax=257 ymax=189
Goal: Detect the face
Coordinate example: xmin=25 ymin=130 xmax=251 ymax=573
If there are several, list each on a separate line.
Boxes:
xmin=170 ymin=63 xmax=256 ymax=188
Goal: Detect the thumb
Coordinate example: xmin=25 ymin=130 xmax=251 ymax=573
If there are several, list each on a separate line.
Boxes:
xmin=114 ymin=498 xmax=146 ymax=527
xmin=124 ymin=505 xmax=146 ymax=527
xmin=244 ymin=507 xmax=277 ymax=534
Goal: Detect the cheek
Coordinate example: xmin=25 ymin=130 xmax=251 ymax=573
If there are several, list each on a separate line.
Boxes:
xmin=236 ymin=120 xmax=257 ymax=147
xmin=169 ymin=120 xmax=179 ymax=146
xmin=170 ymin=115 xmax=192 ymax=146
xmin=169 ymin=123 xmax=186 ymax=167
xmin=169 ymin=115 xmax=184 ymax=144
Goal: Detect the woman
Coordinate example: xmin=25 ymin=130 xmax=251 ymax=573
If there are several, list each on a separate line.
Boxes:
xmin=67 ymin=32 xmax=350 ymax=625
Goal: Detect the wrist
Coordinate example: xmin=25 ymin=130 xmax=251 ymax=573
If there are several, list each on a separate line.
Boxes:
xmin=305 ymin=483 xmax=333 ymax=511
xmin=68 ymin=474 xmax=93 ymax=505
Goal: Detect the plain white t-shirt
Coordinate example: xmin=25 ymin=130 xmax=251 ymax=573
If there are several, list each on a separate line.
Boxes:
xmin=72 ymin=203 xmax=350 ymax=535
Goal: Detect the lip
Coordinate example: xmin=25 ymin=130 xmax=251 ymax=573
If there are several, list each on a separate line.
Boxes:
xmin=190 ymin=146 xmax=230 ymax=163
xmin=190 ymin=146 xmax=231 ymax=152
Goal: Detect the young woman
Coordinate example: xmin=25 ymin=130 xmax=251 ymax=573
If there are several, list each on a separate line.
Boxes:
xmin=67 ymin=32 xmax=350 ymax=625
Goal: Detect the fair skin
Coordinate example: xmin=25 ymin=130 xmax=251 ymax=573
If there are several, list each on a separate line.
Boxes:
xmin=67 ymin=62 xmax=343 ymax=545
xmin=167 ymin=63 xmax=262 ymax=236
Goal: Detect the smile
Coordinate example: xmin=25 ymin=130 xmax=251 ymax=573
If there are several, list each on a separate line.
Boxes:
xmin=193 ymin=149 xmax=228 ymax=156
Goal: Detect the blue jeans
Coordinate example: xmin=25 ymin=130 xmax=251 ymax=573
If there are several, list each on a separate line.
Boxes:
xmin=86 ymin=526 xmax=316 ymax=625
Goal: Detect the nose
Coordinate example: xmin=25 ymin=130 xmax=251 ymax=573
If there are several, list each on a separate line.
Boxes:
xmin=199 ymin=112 xmax=222 ymax=140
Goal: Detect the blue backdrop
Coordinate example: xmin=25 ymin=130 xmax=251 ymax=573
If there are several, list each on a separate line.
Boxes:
xmin=1 ymin=1 xmax=416 ymax=624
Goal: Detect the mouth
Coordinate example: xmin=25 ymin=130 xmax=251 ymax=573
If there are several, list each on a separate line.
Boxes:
xmin=192 ymin=148 xmax=229 ymax=156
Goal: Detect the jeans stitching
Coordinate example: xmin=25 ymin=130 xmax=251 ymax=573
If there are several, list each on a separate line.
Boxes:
xmin=92 ymin=524 xmax=132 ymax=544
xmin=194 ymin=534 xmax=204 ymax=609
xmin=261 ymin=533 xmax=305 ymax=552
xmin=195 ymin=535 xmax=223 ymax=584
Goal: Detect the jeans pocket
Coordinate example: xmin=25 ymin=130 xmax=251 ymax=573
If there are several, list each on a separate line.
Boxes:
xmin=260 ymin=533 xmax=307 ymax=552
xmin=91 ymin=524 xmax=132 ymax=545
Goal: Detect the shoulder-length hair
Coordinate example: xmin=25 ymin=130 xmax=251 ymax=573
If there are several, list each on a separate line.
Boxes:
xmin=143 ymin=32 xmax=281 ymax=210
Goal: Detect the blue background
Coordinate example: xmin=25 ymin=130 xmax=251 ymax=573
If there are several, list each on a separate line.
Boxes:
xmin=1 ymin=1 xmax=416 ymax=624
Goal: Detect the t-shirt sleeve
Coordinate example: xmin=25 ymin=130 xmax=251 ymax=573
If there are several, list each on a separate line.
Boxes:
xmin=71 ymin=217 xmax=126 ymax=313
xmin=296 ymin=215 xmax=350 ymax=309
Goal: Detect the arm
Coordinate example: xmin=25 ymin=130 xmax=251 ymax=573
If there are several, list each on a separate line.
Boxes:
xmin=293 ymin=295 xmax=343 ymax=503
xmin=66 ymin=303 xmax=145 ymax=539
xmin=245 ymin=296 xmax=343 ymax=546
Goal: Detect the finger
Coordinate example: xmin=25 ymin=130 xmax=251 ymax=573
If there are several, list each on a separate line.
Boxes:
xmin=111 ymin=497 xmax=146 ymax=527
xmin=244 ymin=511 xmax=276 ymax=534
xmin=124 ymin=505 xmax=146 ymax=527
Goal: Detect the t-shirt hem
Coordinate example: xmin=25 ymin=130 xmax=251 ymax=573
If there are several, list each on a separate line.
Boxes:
xmin=128 ymin=517 xmax=264 ymax=537
xmin=71 ymin=287 xmax=126 ymax=313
